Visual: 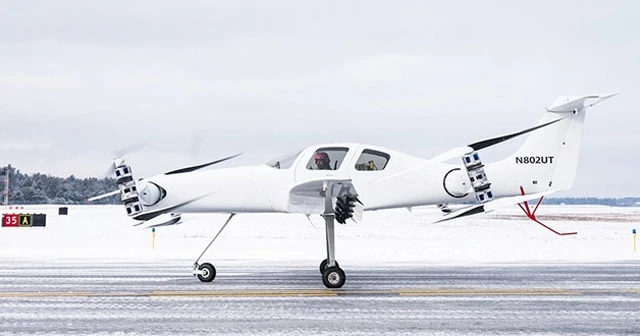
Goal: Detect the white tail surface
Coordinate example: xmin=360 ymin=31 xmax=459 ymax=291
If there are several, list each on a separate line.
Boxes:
xmin=486 ymin=93 xmax=617 ymax=197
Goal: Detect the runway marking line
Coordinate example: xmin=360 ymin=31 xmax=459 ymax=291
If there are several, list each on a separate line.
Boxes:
xmin=150 ymin=290 xmax=339 ymax=297
xmin=0 ymin=292 xmax=94 ymax=298
xmin=394 ymin=289 xmax=579 ymax=296
xmin=1 ymin=288 xmax=639 ymax=298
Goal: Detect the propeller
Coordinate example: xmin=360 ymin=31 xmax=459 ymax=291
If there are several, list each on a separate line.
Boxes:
xmin=87 ymin=190 xmax=121 ymax=202
xmin=103 ymin=142 xmax=146 ymax=177
xmin=164 ymin=153 xmax=243 ymax=175
xmin=430 ymin=116 xmax=566 ymax=164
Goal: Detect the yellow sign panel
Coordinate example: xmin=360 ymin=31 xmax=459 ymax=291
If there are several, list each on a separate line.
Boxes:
xmin=18 ymin=214 xmax=32 ymax=227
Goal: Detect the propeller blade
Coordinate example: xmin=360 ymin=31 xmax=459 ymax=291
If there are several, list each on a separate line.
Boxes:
xmin=102 ymin=143 xmax=145 ymax=178
xmin=165 ymin=153 xmax=243 ymax=175
xmin=88 ymin=145 xmax=139 ymax=199
xmin=87 ymin=190 xmax=120 ymax=202
xmin=113 ymin=142 xmax=146 ymax=159
xmin=429 ymin=116 xmax=567 ymax=164
xmin=467 ymin=116 xmax=565 ymax=152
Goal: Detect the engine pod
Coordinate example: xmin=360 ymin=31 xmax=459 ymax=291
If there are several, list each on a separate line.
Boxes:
xmin=136 ymin=181 xmax=166 ymax=206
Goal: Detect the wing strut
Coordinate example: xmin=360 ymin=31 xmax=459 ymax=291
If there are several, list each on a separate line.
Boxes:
xmin=518 ymin=186 xmax=577 ymax=236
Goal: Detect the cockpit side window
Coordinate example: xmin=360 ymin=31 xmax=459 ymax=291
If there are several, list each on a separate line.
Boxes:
xmin=307 ymin=147 xmax=349 ymax=170
xmin=355 ymin=149 xmax=390 ymax=171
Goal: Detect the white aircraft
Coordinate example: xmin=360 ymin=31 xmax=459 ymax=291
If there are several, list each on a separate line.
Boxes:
xmin=91 ymin=93 xmax=616 ymax=288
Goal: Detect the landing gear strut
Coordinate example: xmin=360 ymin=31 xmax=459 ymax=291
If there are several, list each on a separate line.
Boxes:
xmin=320 ymin=181 xmax=346 ymax=288
xmin=192 ymin=213 xmax=235 ymax=282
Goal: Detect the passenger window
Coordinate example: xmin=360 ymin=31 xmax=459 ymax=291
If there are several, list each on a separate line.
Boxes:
xmin=355 ymin=149 xmax=390 ymax=171
xmin=307 ymin=147 xmax=349 ymax=170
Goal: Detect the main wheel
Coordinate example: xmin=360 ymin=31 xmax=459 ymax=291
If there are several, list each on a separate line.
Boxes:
xmin=322 ymin=266 xmax=346 ymax=288
xmin=197 ymin=263 xmax=216 ymax=282
xmin=319 ymin=259 xmax=340 ymax=274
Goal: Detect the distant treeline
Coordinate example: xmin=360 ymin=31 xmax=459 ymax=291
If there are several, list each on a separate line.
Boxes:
xmin=543 ymin=197 xmax=640 ymax=207
xmin=0 ymin=166 xmax=118 ymax=205
xmin=0 ymin=166 xmax=639 ymax=206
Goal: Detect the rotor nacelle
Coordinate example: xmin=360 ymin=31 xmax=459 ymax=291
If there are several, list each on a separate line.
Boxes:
xmin=442 ymin=168 xmax=470 ymax=198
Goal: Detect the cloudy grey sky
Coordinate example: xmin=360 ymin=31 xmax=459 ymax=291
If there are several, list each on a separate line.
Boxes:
xmin=1 ymin=1 xmax=638 ymax=197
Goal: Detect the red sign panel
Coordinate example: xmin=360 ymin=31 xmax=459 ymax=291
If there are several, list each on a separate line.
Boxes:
xmin=2 ymin=214 xmax=19 ymax=227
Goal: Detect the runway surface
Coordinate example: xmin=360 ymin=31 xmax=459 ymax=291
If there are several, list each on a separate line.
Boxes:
xmin=0 ymin=260 xmax=639 ymax=335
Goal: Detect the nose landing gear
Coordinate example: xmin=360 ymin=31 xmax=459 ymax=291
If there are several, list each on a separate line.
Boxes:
xmin=192 ymin=214 xmax=235 ymax=283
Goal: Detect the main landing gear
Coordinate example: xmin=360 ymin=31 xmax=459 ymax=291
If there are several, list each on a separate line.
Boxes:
xmin=319 ymin=181 xmax=346 ymax=288
xmin=192 ymin=181 xmax=347 ymax=289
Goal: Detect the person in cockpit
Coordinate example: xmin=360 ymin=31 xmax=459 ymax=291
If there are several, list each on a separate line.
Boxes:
xmin=314 ymin=152 xmax=332 ymax=170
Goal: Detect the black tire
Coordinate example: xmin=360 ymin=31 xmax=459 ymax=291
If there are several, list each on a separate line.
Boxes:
xmin=319 ymin=259 xmax=340 ymax=274
xmin=197 ymin=263 xmax=216 ymax=282
xmin=322 ymin=266 xmax=346 ymax=288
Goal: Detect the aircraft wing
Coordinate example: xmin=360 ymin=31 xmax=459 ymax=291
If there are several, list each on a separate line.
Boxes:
xmin=287 ymin=178 xmax=360 ymax=216
xmin=433 ymin=189 xmax=558 ymax=223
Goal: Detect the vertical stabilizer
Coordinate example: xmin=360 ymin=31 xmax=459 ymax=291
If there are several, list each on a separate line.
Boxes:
xmin=487 ymin=93 xmax=617 ymax=196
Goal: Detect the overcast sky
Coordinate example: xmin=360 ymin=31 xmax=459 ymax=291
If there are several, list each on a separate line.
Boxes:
xmin=1 ymin=1 xmax=638 ymax=197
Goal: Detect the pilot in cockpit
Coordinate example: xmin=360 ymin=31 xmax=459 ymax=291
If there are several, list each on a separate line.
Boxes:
xmin=314 ymin=152 xmax=332 ymax=170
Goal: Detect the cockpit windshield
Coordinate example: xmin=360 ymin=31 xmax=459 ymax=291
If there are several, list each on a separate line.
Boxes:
xmin=266 ymin=149 xmax=303 ymax=169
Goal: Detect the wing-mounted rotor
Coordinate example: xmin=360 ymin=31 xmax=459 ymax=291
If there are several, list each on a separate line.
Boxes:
xmin=88 ymin=156 xmax=171 ymax=219
xmin=88 ymin=152 xmax=242 ymax=220
xmin=111 ymin=158 xmax=150 ymax=217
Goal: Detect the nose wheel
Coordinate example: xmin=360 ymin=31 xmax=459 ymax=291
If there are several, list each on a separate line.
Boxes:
xmin=195 ymin=263 xmax=216 ymax=282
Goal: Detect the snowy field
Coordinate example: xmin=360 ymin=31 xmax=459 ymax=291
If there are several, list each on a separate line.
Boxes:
xmin=1 ymin=204 xmax=639 ymax=335
xmin=1 ymin=204 xmax=638 ymax=264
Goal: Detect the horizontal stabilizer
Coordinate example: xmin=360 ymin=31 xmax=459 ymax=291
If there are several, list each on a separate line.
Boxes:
xmin=134 ymin=213 xmax=182 ymax=229
xmin=434 ymin=189 xmax=558 ymax=223
xmin=546 ymin=93 xmax=618 ymax=113
xmin=433 ymin=204 xmax=485 ymax=223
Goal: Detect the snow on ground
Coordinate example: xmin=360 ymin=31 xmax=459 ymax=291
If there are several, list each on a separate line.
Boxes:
xmin=0 ymin=204 xmax=639 ymax=264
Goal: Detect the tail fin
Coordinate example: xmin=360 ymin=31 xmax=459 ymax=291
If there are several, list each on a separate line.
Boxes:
xmin=487 ymin=93 xmax=617 ymax=196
